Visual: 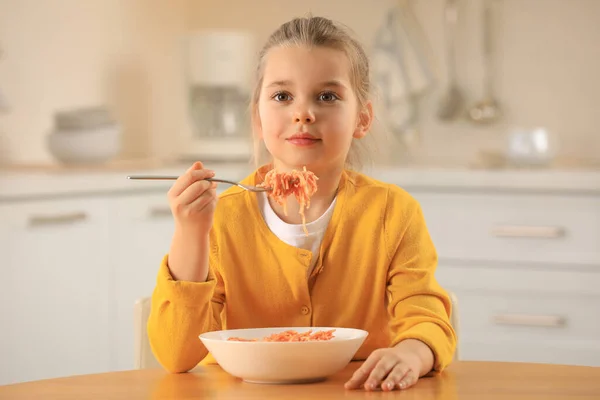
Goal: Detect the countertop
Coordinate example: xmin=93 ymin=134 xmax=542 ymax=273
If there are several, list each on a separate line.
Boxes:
xmin=1 ymin=159 xmax=600 ymax=201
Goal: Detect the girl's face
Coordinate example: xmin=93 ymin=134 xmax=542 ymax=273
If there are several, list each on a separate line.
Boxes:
xmin=255 ymin=45 xmax=372 ymax=173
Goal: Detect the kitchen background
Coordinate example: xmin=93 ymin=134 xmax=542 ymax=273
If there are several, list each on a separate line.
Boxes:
xmin=0 ymin=0 xmax=599 ymax=166
xmin=1 ymin=0 xmax=599 ymax=387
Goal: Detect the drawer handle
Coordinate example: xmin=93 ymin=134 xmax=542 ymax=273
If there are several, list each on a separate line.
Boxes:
xmin=491 ymin=225 xmax=565 ymax=239
xmin=28 ymin=212 xmax=88 ymax=227
xmin=148 ymin=207 xmax=172 ymax=219
xmin=493 ymin=314 xmax=566 ymax=328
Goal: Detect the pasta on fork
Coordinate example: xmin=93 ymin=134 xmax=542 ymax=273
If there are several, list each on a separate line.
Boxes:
xmin=259 ymin=166 xmax=318 ymax=234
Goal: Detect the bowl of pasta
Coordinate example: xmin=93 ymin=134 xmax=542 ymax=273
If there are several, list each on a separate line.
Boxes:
xmin=199 ymin=327 xmax=368 ymax=384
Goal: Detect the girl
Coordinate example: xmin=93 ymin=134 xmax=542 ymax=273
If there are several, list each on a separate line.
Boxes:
xmin=148 ymin=16 xmax=456 ymax=392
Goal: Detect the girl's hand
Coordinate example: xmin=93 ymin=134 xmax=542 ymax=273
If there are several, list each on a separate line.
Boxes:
xmin=344 ymin=345 xmax=425 ymax=392
xmin=167 ymin=161 xmax=218 ymax=234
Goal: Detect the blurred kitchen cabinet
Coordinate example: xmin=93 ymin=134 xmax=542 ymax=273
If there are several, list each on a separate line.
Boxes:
xmin=108 ymin=187 xmax=229 ymax=371
xmin=436 ymin=263 xmax=600 ymax=366
xmin=404 ymin=188 xmax=600 ymax=367
xmin=413 ymin=191 xmax=600 ymax=266
xmin=0 ymin=198 xmax=112 ymax=385
xmin=109 ymin=193 xmax=174 ymax=371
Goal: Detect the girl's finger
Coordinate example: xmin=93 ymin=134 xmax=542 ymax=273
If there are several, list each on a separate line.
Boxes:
xmin=397 ymin=369 xmax=419 ymax=390
xmin=344 ymin=351 xmax=384 ymax=390
xmin=381 ymin=364 xmax=410 ymax=392
xmin=188 ymin=161 xmax=203 ymax=171
xmin=169 ymin=167 xmax=215 ymax=198
xmin=178 ymin=179 xmax=214 ymax=206
xmin=363 ymin=355 xmax=399 ymax=391
xmin=188 ymin=187 xmax=218 ymax=213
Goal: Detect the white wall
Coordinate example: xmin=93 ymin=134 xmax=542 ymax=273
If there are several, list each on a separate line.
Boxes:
xmin=0 ymin=0 xmax=599 ymax=166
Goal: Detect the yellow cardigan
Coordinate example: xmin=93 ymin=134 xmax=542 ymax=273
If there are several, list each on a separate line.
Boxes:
xmin=147 ymin=166 xmax=457 ymax=373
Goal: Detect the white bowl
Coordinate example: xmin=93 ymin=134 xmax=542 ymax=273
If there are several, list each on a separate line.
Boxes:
xmin=199 ymin=327 xmax=368 ymax=384
xmin=506 ymin=127 xmax=557 ymax=167
xmin=46 ymin=124 xmax=121 ymax=165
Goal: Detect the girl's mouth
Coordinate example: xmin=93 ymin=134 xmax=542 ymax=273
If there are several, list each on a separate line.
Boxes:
xmin=287 ymin=133 xmax=321 ymax=146
xmin=287 ymin=137 xmax=321 ymax=146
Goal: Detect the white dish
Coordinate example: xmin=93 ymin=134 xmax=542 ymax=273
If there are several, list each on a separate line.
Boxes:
xmin=199 ymin=327 xmax=368 ymax=384
xmin=506 ymin=127 xmax=557 ymax=167
xmin=46 ymin=124 xmax=121 ymax=165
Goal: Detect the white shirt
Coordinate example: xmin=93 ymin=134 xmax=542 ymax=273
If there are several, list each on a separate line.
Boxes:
xmin=257 ymin=192 xmax=336 ymax=277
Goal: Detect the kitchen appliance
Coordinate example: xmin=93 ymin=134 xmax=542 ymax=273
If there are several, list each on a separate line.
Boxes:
xmin=178 ymin=30 xmax=255 ymax=162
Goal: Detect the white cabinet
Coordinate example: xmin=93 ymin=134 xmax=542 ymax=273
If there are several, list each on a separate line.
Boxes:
xmin=415 ymin=192 xmax=600 ymax=266
xmin=436 ymin=263 xmax=600 ymax=366
xmin=406 ymin=189 xmax=600 ymax=367
xmin=110 ymin=193 xmax=174 ymax=371
xmin=0 ymin=198 xmax=112 ymax=385
xmin=109 ymin=188 xmax=228 ymax=371
xmin=0 ymin=192 xmax=176 ymax=385
xmin=0 ymin=184 xmax=228 ymax=384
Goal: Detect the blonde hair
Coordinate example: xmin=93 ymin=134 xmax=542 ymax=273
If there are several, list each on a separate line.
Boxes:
xmin=250 ymin=16 xmax=372 ymax=171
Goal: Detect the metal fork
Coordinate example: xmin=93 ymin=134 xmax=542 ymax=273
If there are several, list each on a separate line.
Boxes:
xmin=126 ymin=175 xmax=271 ymax=192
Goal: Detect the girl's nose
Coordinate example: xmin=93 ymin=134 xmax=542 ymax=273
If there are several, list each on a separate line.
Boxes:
xmin=293 ymin=108 xmax=315 ymax=124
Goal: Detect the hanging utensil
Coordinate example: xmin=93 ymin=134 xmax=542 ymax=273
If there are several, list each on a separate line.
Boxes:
xmin=436 ymin=0 xmax=464 ymax=121
xmin=467 ymin=0 xmax=501 ymax=124
xmin=0 ymin=45 xmax=9 ymax=113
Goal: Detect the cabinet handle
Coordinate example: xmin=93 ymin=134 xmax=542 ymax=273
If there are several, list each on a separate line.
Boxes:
xmin=148 ymin=207 xmax=172 ymax=219
xmin=28 ymin=212 xmax=88 ymax=227
xmin=492 ymin=314 xmax=566 ymax=328
xmin=491 ymin=225 xmax=565 ymax=239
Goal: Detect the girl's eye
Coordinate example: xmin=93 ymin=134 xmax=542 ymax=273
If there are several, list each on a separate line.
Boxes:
xmin=319 ymin=92 xmax=339 ymax=102
xmin=273 ymin=92 xmax=291 ymax=102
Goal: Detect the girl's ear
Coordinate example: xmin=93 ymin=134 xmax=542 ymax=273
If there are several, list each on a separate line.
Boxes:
xmin=353 ymin=101 xmax=373 ymax=139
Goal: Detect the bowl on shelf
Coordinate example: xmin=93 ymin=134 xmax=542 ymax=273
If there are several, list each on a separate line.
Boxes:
xmin=506 ymin=127 xmax=557 ymax=167
xmin=46 ymin=106 xmax=121 ymax=165
xmin=47 ymin=124 xmax=121 ymax=165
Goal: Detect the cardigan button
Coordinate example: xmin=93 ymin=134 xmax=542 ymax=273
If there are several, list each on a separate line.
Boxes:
xmin=300 ymin=305 xmax=310 ymax=315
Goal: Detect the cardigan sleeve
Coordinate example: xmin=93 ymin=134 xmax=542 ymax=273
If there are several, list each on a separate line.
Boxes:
xmin=147 ymin=238 xmax=225 ymax=373
xmin=384 ymin=188 xmax=457 ymax=372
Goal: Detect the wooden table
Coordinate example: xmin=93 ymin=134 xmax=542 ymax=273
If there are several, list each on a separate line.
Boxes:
xmin=1 ymin=361 xmax=599 ymax=399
